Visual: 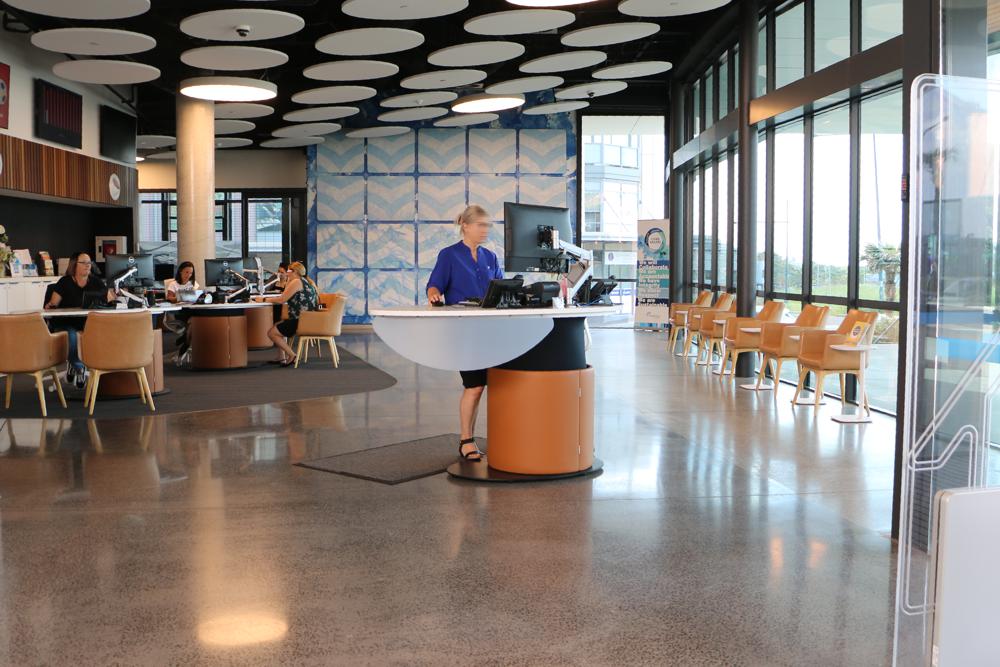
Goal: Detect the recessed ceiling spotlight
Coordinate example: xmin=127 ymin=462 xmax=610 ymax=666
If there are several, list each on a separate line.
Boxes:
xmin=180 ymin=76 xmax=277 ymax=102
xmin=452 ymin=93 xmax=525 ymax=114
xmin=135 ymin=155 xmax=146 ymax=162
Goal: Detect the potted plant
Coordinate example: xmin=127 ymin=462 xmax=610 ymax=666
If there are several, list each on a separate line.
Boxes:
xmin=862 ymin=243 xmax=901 ymax=301
xmin=0 ymin=225 xmax=11 ymax=278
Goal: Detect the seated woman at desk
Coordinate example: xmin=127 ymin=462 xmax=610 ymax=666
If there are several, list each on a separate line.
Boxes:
xmin=426 ymin=204 xmax=504 ymax=463
xmin=45 ymin=252 xmax=114 ymax=387
xmin=165 ymin=261 xmax=199 ymax=303
xmin=255 ymin=261 xmax=319 ymax=367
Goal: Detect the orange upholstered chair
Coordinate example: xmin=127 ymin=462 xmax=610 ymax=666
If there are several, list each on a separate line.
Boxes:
xmin=792 ymin=309 xmax=879 ymax=408
xmin=694 ymin=293 xmax=737 ymax=365
xmin=719 ymin=301 xmax=786 ymax=377
xmin=0 ymin=313 xmax=68 ymax=417
xmin=668 ymin=290 xmax=712 ymax=354
xmin=80 ymin=312 xmax=156 ymax=416
xmin=749 ymin=304 xmax=830 ymax=392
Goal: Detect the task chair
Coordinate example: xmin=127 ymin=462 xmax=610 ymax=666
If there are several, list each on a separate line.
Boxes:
xmin=0 ymin=313 xmax=68 ymax=417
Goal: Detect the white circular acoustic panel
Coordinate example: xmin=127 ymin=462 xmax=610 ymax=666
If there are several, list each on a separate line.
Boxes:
xmin=555 ymin=80 xmax=627 ymax=99
xmin=31 ymin=28 xmax=155 ymax=56
xmin=593 ymin=60 xmax=673 ymax=79
xmin=261 ymin=137 xmax=325 ymax=148
xmin=137 ymin=135 xmax=174 ymax=149
xmin=304 ymin=60 xmax=399 ymax=81
xmin=427 ymin=41 xmax=525 ymax=68
xmin=292 ymin=85 xmax=377 ymax=104
xmin=342 ymin=0 xmax=468 ymax=20
xmin=283 ymin=106 xmax=359 ymax=122
xmin=508 ymin=0 xmax=599 ymax=5
xmin=464 ymin=9 xmax=575 ymax=36
xmin=215 ymin=137 xmax=253 ymax=149
xmin=272 ymin=122 xmax=341 ymax=138
xmin=485 ymin=75 xmax=563 ymax=95
xmin=146 ymin=151 xmax=177 ymax=160
xmin=561 ymin=22 xmax=659 ymax=47
xmin=619 ymin=0 xmax=731 ymax=17
xmin=345 ymin=126 xmax=411 ymax=138
xmin=434 ymin=113 xmax=498 ymax=127
xmin=316 ymin=28 xmax=424 ymax=56
xmin=401 ymin=69 xmax=486 ymax=90
xmin=180 ymin=9 xmax=305 ymax=42
xmin=215 ymin=103 xmax=273 ymax=119
xmin=215 ymin=119 xmax=255 ymax=135
xmin=377 ymin=107 xmax=448 ymax=123
xmin=519 ymin=50 xmax=607 ymax=73
xmin=181 ymin=46 xmax=288 ymax=71
xmin=380 ymin=91 xmax=457 ymax=108
xmin=4 ymin=0 xmax=149 ymax=19
xmin=53 ymin=60 xmax=159 ymax=84
xmin=522 ymin=100 xmax=589 ymax=115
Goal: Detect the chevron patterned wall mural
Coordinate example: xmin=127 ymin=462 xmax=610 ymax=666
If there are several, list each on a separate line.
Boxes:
xmin=307 ymin=118 xmax=577 ymax=324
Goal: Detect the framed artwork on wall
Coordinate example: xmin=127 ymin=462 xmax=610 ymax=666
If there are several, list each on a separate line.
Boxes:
xmin=95 ymin=236 xmax=127 ymax=262
xmin=0 ymin=63 xmax=10 ymax=130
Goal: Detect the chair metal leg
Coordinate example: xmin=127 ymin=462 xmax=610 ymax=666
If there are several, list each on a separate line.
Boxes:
xmin=4 ymin=374 xmax=12 ymax=409
xmin=88 ymin=371 xmax=103 ymax=416
xmin=33 ymin=372 xmax=48 ymax=418
xmin=138 ymin=368 xmax=155 ymax=412
xmin=792 ymin=368 xmax=808 ymax=404
xmin=49 ymin=368 xmax=67 ymax=408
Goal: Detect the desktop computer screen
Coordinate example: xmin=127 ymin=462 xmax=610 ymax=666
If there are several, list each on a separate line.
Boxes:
xmin=204 ymin=258 xmax=245 ymax=288
xmin=104 ymin=253 xmax=154 ymax=288
xmin=504 ymin=202 xmax=573 ymax=273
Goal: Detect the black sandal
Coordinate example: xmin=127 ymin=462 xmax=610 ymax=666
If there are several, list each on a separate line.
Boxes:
xmin=458 ymin=437 xmax=483 ymax=462
xmin=280 ymin=356 xmax=297 ymax=367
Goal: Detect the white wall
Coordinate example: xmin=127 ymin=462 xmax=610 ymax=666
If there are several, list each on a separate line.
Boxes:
xmin=138 ymin=150 xmax=308 ymax=190
xmin=0 ymin=14 xmax=136 ymax=163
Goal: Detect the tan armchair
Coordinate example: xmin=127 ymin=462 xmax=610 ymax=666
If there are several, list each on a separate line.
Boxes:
xmin=750 ymin=304 xmax=830 ymax=392
xmin=792 ymin=309 xmax=879 ymax=408
xmin=0 ymin=313 xmax=68 ymax=417
xmin=668 ymin=290 xmax=713 ymax=354
xmin=294 ymin=293 xmax=346 ymax=368
xmin=80 ymin=312 xmax=156 ymax=416
xmin=719 ymin=301 xmax=786 ymax=378
xmin=694 ymin=294 xmax=737 ymax=365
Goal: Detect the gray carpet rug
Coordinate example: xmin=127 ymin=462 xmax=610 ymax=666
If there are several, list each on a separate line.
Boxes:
xmin=296 ymin=434 xmax=487 ymax=485
xmin=1 ymin=347 xmax=396 ymax=420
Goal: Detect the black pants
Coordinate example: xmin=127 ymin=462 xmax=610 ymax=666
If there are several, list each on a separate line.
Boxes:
xmin=459 ymin=369 xmax=487 ymax=388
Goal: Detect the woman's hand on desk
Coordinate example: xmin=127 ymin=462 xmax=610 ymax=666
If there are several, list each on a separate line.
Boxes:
xmin=427 ymin=287 xmax=443 ymax=305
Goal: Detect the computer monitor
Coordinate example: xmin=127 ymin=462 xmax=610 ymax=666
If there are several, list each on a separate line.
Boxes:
xmin=104 ymin=253 xmax=154 ymax=288
xmin=204 ymin=258 xmax=245 ymax=288
xmin=504 ymin=202 xmax=573 ymax=273
xmin=481 ymin=277 xmax=524 ymax=309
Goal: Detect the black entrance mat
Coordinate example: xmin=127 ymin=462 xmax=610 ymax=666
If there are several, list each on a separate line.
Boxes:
xmin=296 ymin=434 xmax=486 ymax=485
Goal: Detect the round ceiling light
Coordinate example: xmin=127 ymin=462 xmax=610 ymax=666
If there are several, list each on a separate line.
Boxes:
xmin=180 ymin=76 xmax=277 ymax=102
xmin=619 ymin=0 xmax=730 ymax=17
xmin=452 ymin=93 xmax=525 ymax=114
xmin=135 ymin=155 xmax=145 ymax=162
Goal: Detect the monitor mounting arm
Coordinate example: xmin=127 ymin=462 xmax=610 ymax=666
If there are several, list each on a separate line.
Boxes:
xmin=557 ymin=239 xmax=593 ymax=303
xmin=223 ymin=268 xmax=251 ymax=302
xmin=110 ymin=266 xmax=145 ymax=306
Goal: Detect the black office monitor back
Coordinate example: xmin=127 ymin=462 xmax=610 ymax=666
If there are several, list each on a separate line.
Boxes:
xmin=204 ymin=258 xmax=245 ymax=288
xmin=504 ymin=202 xmax=573 ymax=273
xmin=104 ymin=253 xmax=154 ymax=287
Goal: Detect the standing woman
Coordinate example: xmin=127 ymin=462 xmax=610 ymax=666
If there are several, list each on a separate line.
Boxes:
xmin=255 ymin=261 xmax=319 ymax=366
xmin=426 ymin=204 xmax=504 ymax=462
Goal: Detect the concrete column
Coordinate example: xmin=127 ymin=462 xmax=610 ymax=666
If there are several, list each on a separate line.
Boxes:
xmin=176 ymin=95 xmax=215 ymax=277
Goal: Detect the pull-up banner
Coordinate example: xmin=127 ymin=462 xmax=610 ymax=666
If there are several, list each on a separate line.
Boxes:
xmin=636 ymin=219 xmax=670 ymax=330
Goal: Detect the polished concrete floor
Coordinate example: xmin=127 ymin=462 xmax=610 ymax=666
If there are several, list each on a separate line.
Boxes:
xmin=0 ymin=329 xmax=903 ymax=665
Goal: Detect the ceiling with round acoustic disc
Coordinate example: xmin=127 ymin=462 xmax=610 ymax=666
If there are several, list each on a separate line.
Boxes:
xmin=618 ymin=0 xmax=731 ymax=17
xmin=4 ymin=0 xmax=149 ymax=20
xmin=400 ymin=69 xmax=486 ymax=90
xmin=283 ymin=106 xmax=360 ymax=122
xmin=427 ymin=41 xmax=525 ymax=68
xmin=316 ymin=28 xmax=425 ymax=57
xmin=464 ymin=9 xmax=575 ymax=36
xmin=433 ymin=113 xmax=498 ymax=127
xmin=31 ymin=28 xmax=156 ymax=56
xmin=53 ymin=60 xmax=160 ymax=84
xmin=560 ymin=22 xmax=660 ymax=48
xmin=261 ymin=137 xmax=325 ymax=148
xmin=303 ymin=60 xmax=399 ymax=82
xmin=215 ymin=119 xmax=256 ymax=135
xmin=377 ymin=107 xmax=449 ymax=123
xmin=555 ymin=80 xmax=628 ymax=99
xmin=146 ymin=151 xmax=177 ymax=160
xmin=291 ymin=85 xmax=377 ymax=104
xmin=485 ymin=75 xmax=563 ymax=95
xmin=593 ymin=60 xmax=673 ymax=79
xmin=345 ymin=126 xmax=411 ymax=138
xmin=521 ymin=100 xmax=589 ymax=115
xmin=272 ymin=122 xmax=341 ymax=138
xmin=137 ymin=135 xmax=175 ymax=149
xmin=519 ymin=50 xmax=607 ymax=74
xmin=380 ymin=91 xmax=458 ymax=108
xmin=180 ymin=46 xmax=288 ymax=71
xmin=215 ymin=103 xmax=274 ymax=119
xmin=215 ymin=137 xmax=253 ymax=149
xmin=342 ymin=0 xmax=468 ymax=21
xmin=180 ymin=9 xmax=305 ymax=42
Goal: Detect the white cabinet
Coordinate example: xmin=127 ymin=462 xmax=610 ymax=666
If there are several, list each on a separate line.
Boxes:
xmin=0 ymin=277 xmax=59 ymax=314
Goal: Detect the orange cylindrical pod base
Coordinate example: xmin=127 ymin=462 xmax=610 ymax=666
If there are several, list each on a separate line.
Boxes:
xmin=246 ymin=306 xmax=274 ymax=350
xmin=486 ymin=367 xmax=595 ymax=475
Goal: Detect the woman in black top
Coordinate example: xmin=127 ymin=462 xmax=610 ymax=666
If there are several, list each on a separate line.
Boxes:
xmin=45 ymin=252 xmax=114 ymax=386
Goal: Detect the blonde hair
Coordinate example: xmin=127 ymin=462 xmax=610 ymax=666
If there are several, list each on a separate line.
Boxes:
xmin=288 ymin=261 xmax=318 ymax=289
xmin=455 ymin=204 xmax=490 ymax=229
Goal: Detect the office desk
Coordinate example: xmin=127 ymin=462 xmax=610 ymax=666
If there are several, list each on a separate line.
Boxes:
xmin=180 ymin=302 xmax=272 ymax=370
xmin=371 ymin=305 xmax=618 ymax=481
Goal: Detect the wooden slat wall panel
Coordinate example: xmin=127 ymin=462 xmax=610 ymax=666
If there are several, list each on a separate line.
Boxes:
xmin=0 ymin=134 xmax=136 ymax=207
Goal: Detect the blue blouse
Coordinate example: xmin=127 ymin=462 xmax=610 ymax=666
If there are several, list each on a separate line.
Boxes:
xmin=426 ymin=241 xmax=504 ymax=305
